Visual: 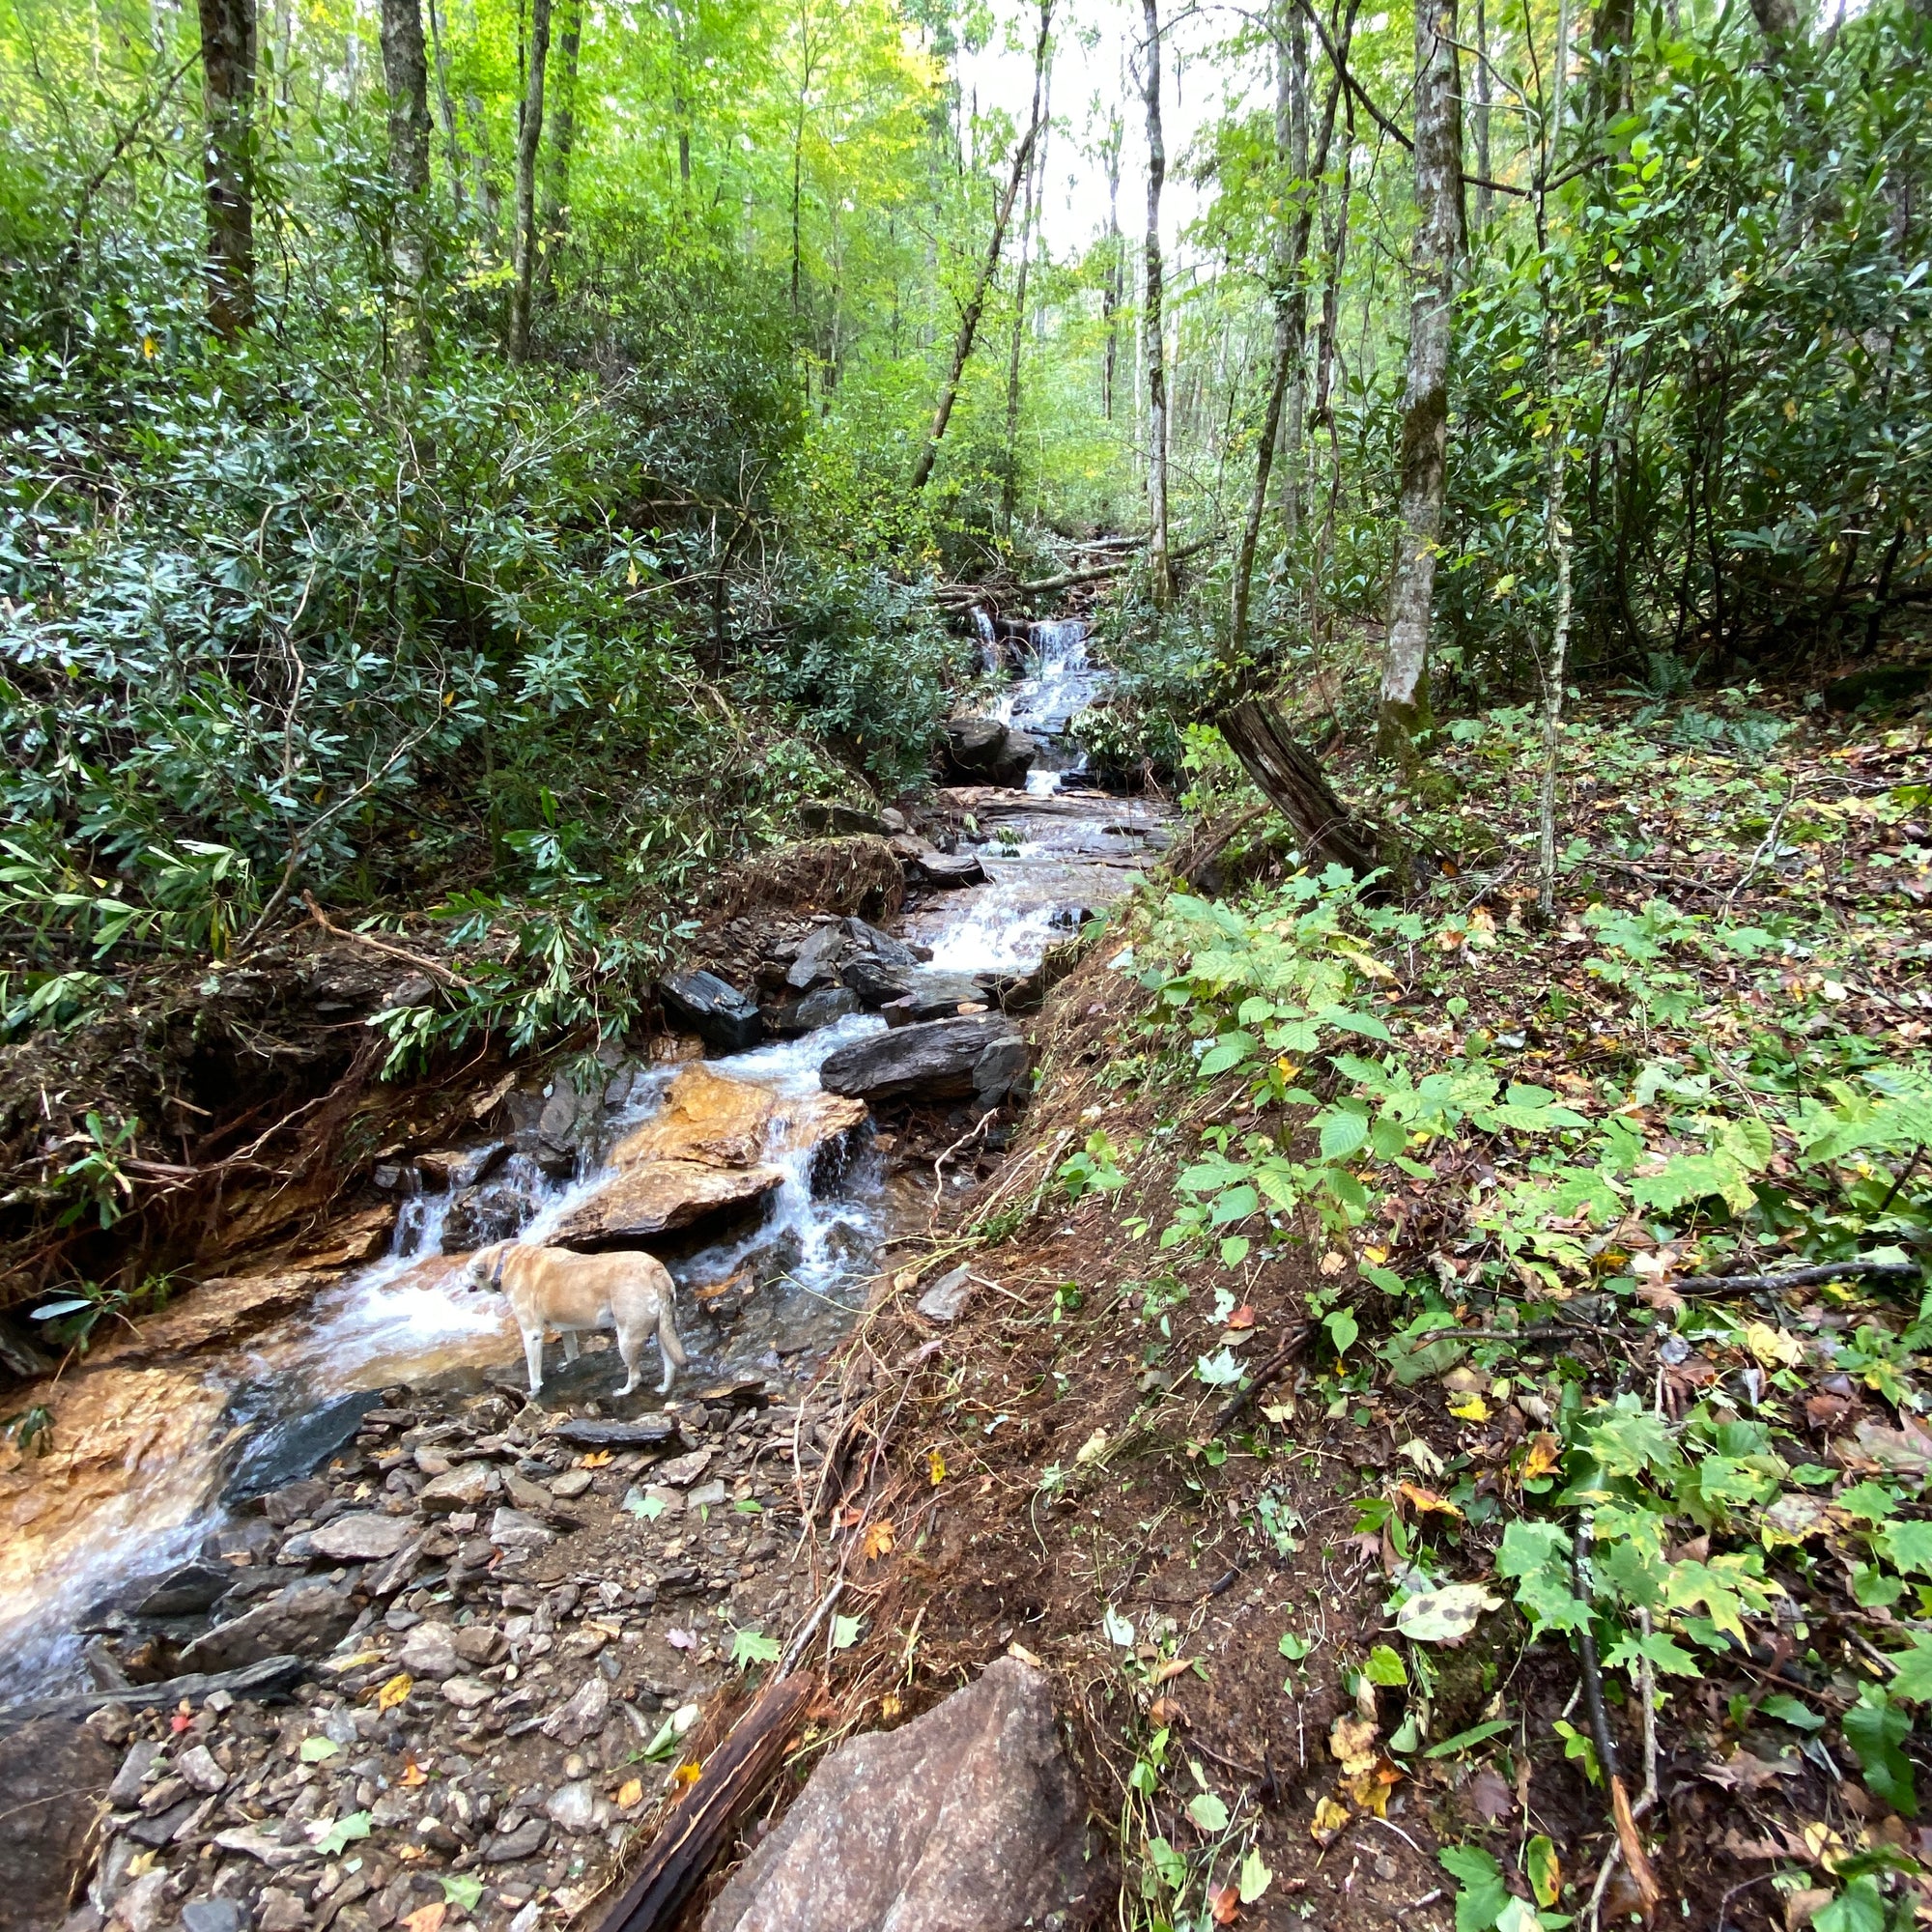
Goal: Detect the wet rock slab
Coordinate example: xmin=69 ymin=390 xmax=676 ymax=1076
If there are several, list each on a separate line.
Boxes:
xmin=820 ymin=1013 xmax=1029 ymax=1107
xmin=703 ymin=1657 xmax=1101 ymax=1932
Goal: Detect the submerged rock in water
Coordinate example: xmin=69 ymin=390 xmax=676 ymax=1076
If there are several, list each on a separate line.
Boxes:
xmin=0 ymin=1715 xmax=118 ymax=1932
xmin=702 ymin=1657 xmax=1101 ymax=1932
xmin=224 ymin=1389 xmax=386 ymax=1501
xmin=774 ymin=985 xmax=862 ymax=1034
xmin=659 ymin=969 xmax=764 ymax=1054
xmin=820 ymin=1014 xmax=1029 ymax=1107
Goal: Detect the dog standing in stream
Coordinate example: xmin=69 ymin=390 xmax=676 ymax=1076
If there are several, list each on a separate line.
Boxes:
xmin=463 ymin=1241 xmax=687 ymax=1398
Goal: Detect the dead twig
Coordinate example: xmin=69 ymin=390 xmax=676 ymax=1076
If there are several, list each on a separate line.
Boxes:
xmin=1671 ymin=1258 xmax=1920 ymax=1296
xmin=1210 ymin=1325 xmax=1312 ymax=1435
xmin=300 ymin=893 xmax=473 ymax=988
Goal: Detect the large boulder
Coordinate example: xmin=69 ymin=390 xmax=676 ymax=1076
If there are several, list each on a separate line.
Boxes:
xmin=941 ymin=717 xmax=1037 ymax=790
xmin=703 ymin=1658 xmax=1101 ymax=1932
xmin=0 ymin=1716 xmax=118 ymax=1932
xmin=659 ymin=969 xmax=764 ymax=1054
xmin=820 ymin=1014 xmax=1029 ymax=1108
xmin=553 ymin=1065 xmax=866 ymax=1250
xmin=549 ymin=1159 xmax=783 ymax=1250
xmin=177 ymin=1580 xmax=355 ymax=1674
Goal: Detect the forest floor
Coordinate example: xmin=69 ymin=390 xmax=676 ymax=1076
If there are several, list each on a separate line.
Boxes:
xmin=16 ymin=674 xmax=1932 ymax=1932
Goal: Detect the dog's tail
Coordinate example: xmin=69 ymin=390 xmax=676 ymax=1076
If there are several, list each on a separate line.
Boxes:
xmin=658 ymin=1297 xmax=688 ymax=1371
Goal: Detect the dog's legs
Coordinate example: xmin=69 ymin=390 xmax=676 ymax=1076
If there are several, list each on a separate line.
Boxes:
xmin=657 ymin=1296 xmax=687 ymax=1396
xmin=614 ymin=1321 xmax=643 ymax=1400
xmin=561 ymin=1328 xmax=581 ymax=1364
xmin=523 ymin=1324 xmax=546 ymax=1398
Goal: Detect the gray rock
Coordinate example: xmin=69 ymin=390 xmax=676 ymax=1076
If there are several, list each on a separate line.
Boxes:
xmin=941 ymin=718 xmax=1037 ymax=790
xmin=687 ymin=1480 xmax=729 ymax=1511
xmin=484 ymin=1817 xmax=550 ymax=1863
xmin=541 ymin=1675 xmax=610 ymax=1747
xmin=398 ymin=1622 xmax=461 ymax=1681
xmin=0 ymin=1717 xmax=117 ymax=1931
xmin=654 ymin=1447 xmax=715 ymax=1489
xmin=106 ymin=1739 xmax=160 ymax=1808
xmin=488 ymin=1507 xmax=553 ymax=1552
xmin=178 ymin=1581 xmax=355 ymax=1674
xmin=549 ymin=1468 xmax=594 ymax=1499
xmin=660 ymin=971 xmax=764 ymax=1054
xmin=259 ymin=1477 xmax=332 ymax=1527
xmin=454 ymin=1623 xmax=505 ymax=1666
xmin=254 ymin=1889 xmax=307 ymax=1932
xmin=799 ymin=802 xmax=885 ymax=838
xmin=128 ymin=1561 xmax=233 ymax=1618
xmin=179 ymin=1902 xmax=243 ymax=1932
xmin=775 ymin=986 xmax=863 ymax=1035
xmin=784 ymin=923 xmax=847 ymax=991
xmin=912 ymin=851 xmax=987 ymax=888
xmin=820 ymin=1014 xmax=1030 ymax=1107
xmin=307 ymin=1513 xmax=412 ymax=1562
xmin=418 ymin=1462 xmax=495 ymax=1514
xmin=224 ymin=1392 xmax=385 ymax=1502
xmin=702 ymin=1658 xmax=1100 ymax=1932
xmin=545 ymin=1780 xmax=602 ymax=1833
xmin=877 ymin=975 xmax=990 ymax=1027
xmin=174 ymin=1744 xmax=227 ymax=1794
xmin=916 ymin=1267 xmax=975 ymax=1323
xmin=440 ymin=1676 xmax=495 ymax=1711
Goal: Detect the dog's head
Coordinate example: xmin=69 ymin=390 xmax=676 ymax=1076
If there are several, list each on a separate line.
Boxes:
xmin=463 ymin=1241 xmax=514 ymax=1291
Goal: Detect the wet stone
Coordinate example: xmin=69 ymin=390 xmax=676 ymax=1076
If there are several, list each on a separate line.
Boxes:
xmin=306 ymin=1513 xmax=413 ymax=1562
xmin=485 ymin=1817 xmax=551 ymax=1863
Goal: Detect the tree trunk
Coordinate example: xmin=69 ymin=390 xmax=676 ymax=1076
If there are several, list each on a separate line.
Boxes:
xmin=541 ymin=0 xmax=582 ymax=270
xmin=1271 ymin=1 xmax=1309 ymax=536
xmin=1471 ymin=0 xmax=1492 ymax=229
xmin=1377 ymin=0 xmax=1463 ymax=761
xmin=1100 ymin=111 xmax=1122 ymax=420
xmin=380 ymin=0 xmax=432 ymax=365
xmin=1218 ymin=698 xmax=1387 ymax=882
xmin=1142 ymin=0 xmax=1172 ymax=605
xmin=197 ymin=0 xmax=257 ymax=339
xmin=1748 ymin=0 xmax=1799 ymax=39
xmin=909 ymin=0 xmax=1051 ymax=494
xmin=1588 ymin=0 xmax=1634 ymax=129
xmin=424 ymin=0 xmax=467 ymax=212
xmin=507 ymin=0 xmax=552 ymax=361
xmin=1001 ymin=41 xmax=1051 ymax=527
xmin=1231 ymin=1 xmax=1351 ymax=657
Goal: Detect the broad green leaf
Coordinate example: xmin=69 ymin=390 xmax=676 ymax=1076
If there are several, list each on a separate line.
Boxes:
xmin=309 ymin=1811 xmax=371 ymax=1857
xmin=1842 ymin=1688 xmax=1917 ymax=1817
xmin=1185 ymin=1790 xmax=1229 ymax=1833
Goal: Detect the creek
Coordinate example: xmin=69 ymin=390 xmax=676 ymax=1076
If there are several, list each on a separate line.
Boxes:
xmin=0 ymin=617 xmax=1170 ymax=1704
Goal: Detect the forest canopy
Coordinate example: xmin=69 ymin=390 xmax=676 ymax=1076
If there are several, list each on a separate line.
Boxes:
xmin=1 ymin=0 xmax=1927 ymax=1048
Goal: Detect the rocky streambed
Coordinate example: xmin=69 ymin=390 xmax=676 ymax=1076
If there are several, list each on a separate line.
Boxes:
xmin=0 ymin=639 xmax=1172 ymax=1932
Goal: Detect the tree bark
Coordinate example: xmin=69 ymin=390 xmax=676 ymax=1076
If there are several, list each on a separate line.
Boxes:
xmin=423 ymin=0 xmax=468 ymax=212
xmin=1100 ymin=111 xmax=1122 ymax=419
xmin=1748 ymin=0 xmax=1799 ymax=40
xmin=541 ymin=0 xmax=582 ymax=268
xmin=1231 ymin=0 xmax=1351 ymax=657
xmin=1272 ymin=1 xmax=1310 ymax=536
xmin=507 ymin=0 xmax=552 ymax=361
xmin=197 ymin=0 xmax=257 ymax=339
xmin=380 ymin=0 xmax=432 ymax=364
xmin=1588 ymin=0 xmax=1634 ymax=129
xmin=1377 ymin=0 xmax=1463 ymax=761
xmin=1142 ymin=0 xmax=1173 ymax=605
xmin=1001 ymin=42 xmax=1051 ymax=527
xmin=1218 ymin=697 xmax=1387 ymax=882
xmin=909 ymin=0 xmax=1051 ymax=494
xmin=1471 ymin=0 xmax=1492 ymax=228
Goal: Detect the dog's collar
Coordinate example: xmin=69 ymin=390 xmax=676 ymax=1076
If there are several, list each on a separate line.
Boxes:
xmin=488 ymin=1245 xmax=512 ymax=1286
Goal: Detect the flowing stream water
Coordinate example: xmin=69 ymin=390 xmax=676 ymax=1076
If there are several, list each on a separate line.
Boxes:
xmin=0 ymin=616 xmax=1168 ymax=1701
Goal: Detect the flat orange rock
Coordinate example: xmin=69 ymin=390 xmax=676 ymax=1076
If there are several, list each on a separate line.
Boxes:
xmin=550 ymin=1158 xmax=785 ymax=1249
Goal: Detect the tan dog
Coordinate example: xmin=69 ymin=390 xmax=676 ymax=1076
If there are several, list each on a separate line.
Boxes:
xmin=464 ymin=1242 xmax=686 ymax=1398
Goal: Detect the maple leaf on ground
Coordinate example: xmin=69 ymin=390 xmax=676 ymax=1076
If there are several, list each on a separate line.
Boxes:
xmin=862 ymin=1520 xmax=895 ymax=1561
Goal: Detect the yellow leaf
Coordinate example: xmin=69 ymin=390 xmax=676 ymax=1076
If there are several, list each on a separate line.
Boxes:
xmin=1329 ymin=1713 xmax=1379 ymax=1775
xmin=581 ymin=1450 xmax=613 ymax=1468
xmin=927 ymin=1449 xmax=946 ymax=1487
xmin=880 ymin=1690 xmax=902 ymax=1720
xmin=862 ymin=1520 xmax=895 ymax=1562
xmin=671 ymin=1760 xmax=701 ymax=1791
xmin=1310 ymin=1795 xmax=1351 ymax=1844
xmin=1742 ymin=1321 xmax=1804 ymax=1369
xmin=1397 ymin=1481 xmax=1461 ymax=1517
xmin=1449 ymin=1396 xmax=1491 ymax=1423
xmin=1521 ymin=1433 xmax=1562 ymax=1483
xmin=376 ymin=1672 xmax=412 ymax=1712
xmin=616 ymin=1778 xmax=643 ymax=1808
xmin=140 ymin=334 xmax=156 ymax=359
xmin=1344 ymin=1760 xmax=1401 ymax=1816
xmin=399 ymin=1753 xmax=428 ymax=1787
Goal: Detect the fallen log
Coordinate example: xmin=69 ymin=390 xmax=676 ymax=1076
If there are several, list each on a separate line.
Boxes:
xmin=591 ymin=1670 xmax=816 ymax=1932
xmin=1217 ymin=697 xmax=1389 ymax=885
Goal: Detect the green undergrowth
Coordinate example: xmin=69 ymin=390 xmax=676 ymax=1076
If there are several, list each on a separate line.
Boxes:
xmin=1056 ymin=698 xmax=1932 ymax=1928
